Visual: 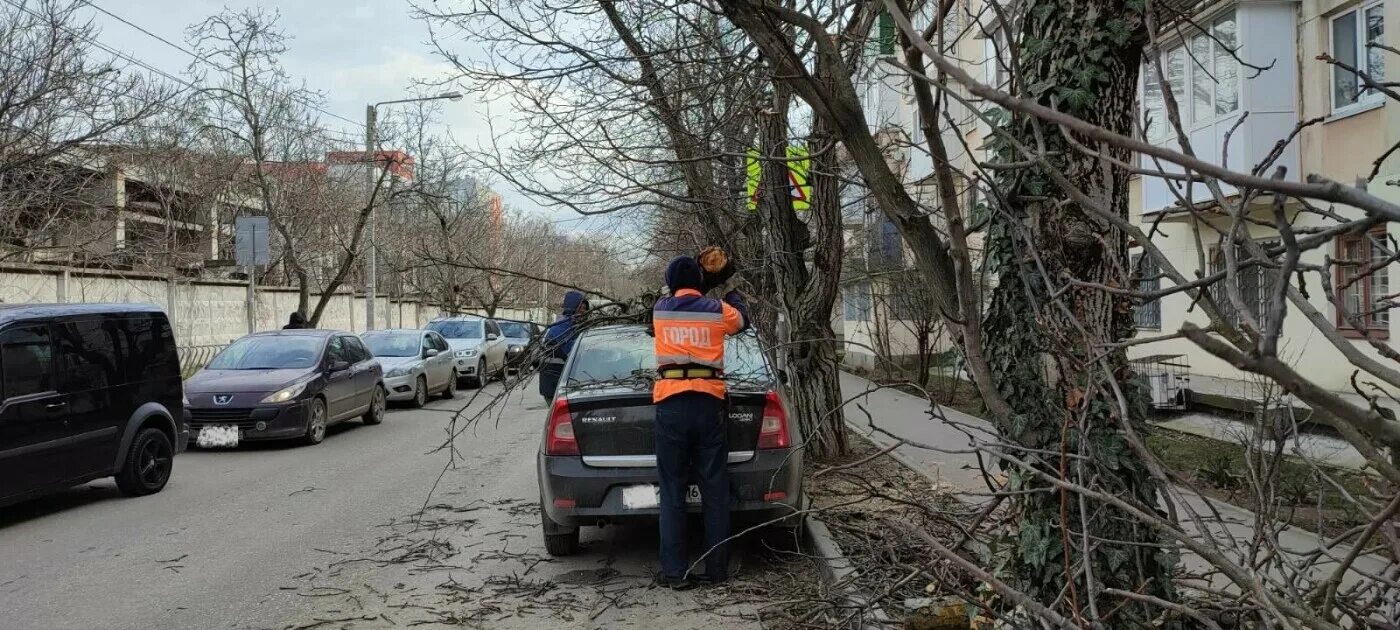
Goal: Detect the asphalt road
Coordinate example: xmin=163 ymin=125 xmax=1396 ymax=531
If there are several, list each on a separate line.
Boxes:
xmin=0 ymin=379 xmax=793 ymax=630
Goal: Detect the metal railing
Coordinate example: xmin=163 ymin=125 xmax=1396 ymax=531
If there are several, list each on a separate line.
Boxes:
xmin=177 ymin=344 xmax=227 ymax=379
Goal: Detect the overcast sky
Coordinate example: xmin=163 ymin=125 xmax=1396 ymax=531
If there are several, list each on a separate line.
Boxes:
xmin=81 ymin=0 xmax=598 ymax=231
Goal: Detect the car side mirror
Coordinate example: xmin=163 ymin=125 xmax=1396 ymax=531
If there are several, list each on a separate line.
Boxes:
xmin=776 ymin=369 xmax=789 ymax=385
xmin=424 ymin=348 xmax=439 ymax=358
xmin=329 ymin=360 xmax=351 ymax=372
xmin=487 ymin=333 xmax=500 ymax=341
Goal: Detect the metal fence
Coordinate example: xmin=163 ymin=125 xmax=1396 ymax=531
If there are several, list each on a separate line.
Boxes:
xmin=178 ymin=344 xmax=227 ymax=379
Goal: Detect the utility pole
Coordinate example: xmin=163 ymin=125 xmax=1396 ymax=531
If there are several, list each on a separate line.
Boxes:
xmin=363 ymin=91 xmax=463 ymax=331
xmin=365 ymin=103 xmax=378 ymax=332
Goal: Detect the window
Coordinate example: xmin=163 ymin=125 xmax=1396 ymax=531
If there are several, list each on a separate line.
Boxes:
xmin=1 ymin=325 xmax=54 ymax=399
xmin=843 ymin=281 xmax=873 ymax=321
xmin=1336 ymin=229 xmax=1391 ymax=333
xmin=362 ymin=332 xmax=422 ymax=357
xmin=210 ymin=335 xmax=323 ymax=370
xmin=325 ymin=337 xmax=350 ymax=365
xmin=427 ymin=320 xmax=483 ymax=339
xmin=869 ymin=217 xmax=904 ymax=269
xmin=1209 ymin=239 xmax=1282 ymax=330
xmin=1140 ymin=11 xmax=1238 ymax=142
xmin=1132 ymin=254 xmax=1163 ymax=329
xmin=878 ymin=10 xmax=896 ymax=55
xmin=343 ymin=336 xmax=372 ymax=362
xmin=1332 ymin=2 xmax=1386 ymax=112
xmin=119 ymin=316 xmax=178 ymax=380
xmin=565 ymin=328 xmax=770 ymax=386
xmin=55 ymin=321 xmax=117 ymax=391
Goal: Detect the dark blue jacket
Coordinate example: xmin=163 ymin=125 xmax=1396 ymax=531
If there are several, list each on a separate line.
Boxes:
xmin=543 ymin=291 xmax=587 ymax=361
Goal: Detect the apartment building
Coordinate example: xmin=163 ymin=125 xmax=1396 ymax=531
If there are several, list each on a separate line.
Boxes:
xmin=1128 ymin=0 xmax=1399 ymax=402
xmin=838 ymin=0 xmax=1398 ymax=409
xmin=839 ymin=4 xmax=992 ymax=371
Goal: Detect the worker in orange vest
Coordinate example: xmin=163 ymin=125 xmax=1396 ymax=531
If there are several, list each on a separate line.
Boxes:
xmin=652 ymin=253 xmax=747 ymax=587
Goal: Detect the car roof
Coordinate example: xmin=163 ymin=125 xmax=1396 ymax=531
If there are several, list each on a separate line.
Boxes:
xmin=0 ymin=302 xmax=165 ymax=325
xmin=430 ymin=315 xmax=486 ymax=322
xmin=362 ymin=328 xmax=429 ymax=335
xmin=246 ymin=329 xmax=342 ymax=338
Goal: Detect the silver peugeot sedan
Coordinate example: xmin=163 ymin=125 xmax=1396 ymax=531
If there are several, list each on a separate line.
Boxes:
xmin=360 ymin=329 xmax=457 ymax=407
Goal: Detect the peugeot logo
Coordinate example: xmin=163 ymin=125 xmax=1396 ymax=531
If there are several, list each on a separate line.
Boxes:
xmin=213 ymin=394 xmax=233 ymax=405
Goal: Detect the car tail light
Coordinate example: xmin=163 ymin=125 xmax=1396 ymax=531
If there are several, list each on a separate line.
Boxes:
xmin=758 ymin=391 xmax=790 ymax=449
xmin=553 ymin=498 xmax=576 ymax=509
xmin=546 ymin=398 xmax=578 ymax=455
xmin=763 ymin=491 xmax=787 ymax=502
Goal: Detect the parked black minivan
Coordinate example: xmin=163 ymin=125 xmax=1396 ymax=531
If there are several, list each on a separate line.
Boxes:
xmin=0 ymin=304 xmax=187 ymax=508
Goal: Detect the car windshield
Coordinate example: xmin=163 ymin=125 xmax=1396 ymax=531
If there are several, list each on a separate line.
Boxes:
xmin=427 ymin=320 xmax=482 ymax=339
xmin=565 ymin=328 xmax=769 ymax=386
xmin=499 ymin=322 xmax=531 ymax=338
xmin=361 ymin=332 xmax=421 ymax=357
xmin=206 ymin=335 xmax=322 ymax=370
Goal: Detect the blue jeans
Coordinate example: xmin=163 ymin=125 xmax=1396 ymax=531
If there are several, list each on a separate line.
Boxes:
xmin=654 ymin=391 xmax=729 ymax=580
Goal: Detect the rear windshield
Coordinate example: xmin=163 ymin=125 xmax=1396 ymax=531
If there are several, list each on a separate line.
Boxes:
xmin=565 ymin=328 xmax=770 ymax=386
xmin=361 ymin=332 xmax=421 ymax=357
xmin=207 ymin=335 xmax=322 ymax=370
xmin=499 ymin=322 xmax=531 ymax=338
xmin=427 ymin=320 xmax=482 ymax=339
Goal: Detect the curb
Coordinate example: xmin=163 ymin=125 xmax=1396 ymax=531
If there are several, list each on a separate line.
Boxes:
xmin=803 ymin=512 xmax=896 ymax=626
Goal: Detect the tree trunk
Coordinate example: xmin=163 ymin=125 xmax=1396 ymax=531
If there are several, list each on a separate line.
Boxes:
xmin=756 ymin=84 xmax=847 ymax=458
xmin=981 ymin=1 xmax=1175 ymax=624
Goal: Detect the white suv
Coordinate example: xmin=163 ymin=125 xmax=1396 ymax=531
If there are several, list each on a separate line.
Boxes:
xmin=425 ymin=316 xmax=508 ymax=388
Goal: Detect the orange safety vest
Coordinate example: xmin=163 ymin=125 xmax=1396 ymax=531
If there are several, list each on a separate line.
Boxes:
xmin=652 ymin=288 xmax=746 ymax=402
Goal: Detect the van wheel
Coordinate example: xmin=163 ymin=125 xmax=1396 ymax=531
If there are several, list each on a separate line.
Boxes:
xmin=363 ymin=386 xmax=386 ymax=425
xmin=115 ymin=428 xmax=173 ymax=497
xmin=410 ymin=376 xmax=428 ymax=408
xmin=441 ymin=371 xmax=458 ymax=399
xmin=541 ymin=505 xmax=580 ymax=556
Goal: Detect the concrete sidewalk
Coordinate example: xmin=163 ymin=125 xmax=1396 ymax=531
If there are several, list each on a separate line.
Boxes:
xmin=837 ymin=371 xmax=1388 ymax=595
xmin=838 ymin=371 xmax=992 ymax=494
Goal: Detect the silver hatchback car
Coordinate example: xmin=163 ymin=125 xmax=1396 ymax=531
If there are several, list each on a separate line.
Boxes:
xmin=360 ymin=329 xmax=458 ymax=407
xmin=425 ymin=316 xmax=509 ymax=388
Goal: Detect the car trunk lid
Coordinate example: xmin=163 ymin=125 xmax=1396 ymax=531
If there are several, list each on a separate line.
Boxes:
xmin=564 ymin=386 xmax=766 ymax=467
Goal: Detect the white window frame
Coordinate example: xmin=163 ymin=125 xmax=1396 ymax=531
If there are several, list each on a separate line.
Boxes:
xmin=1139 ymin=9 xmax=1240 ymax=144
xmin=1330 ymin=1 xmax=1386 ymax=115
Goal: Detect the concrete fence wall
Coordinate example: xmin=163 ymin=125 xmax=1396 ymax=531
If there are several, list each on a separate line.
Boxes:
xmin=0 ymin=263 xmax=550 ymax=348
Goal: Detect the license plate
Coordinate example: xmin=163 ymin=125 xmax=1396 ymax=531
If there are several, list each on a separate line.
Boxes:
xmin=196 ymin=425 xmax=240 ymax=448
xmin=621 ymin=484 xmax=702 ymax=509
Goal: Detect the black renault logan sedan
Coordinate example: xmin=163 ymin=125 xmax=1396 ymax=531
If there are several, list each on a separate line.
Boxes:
xmin=536 ymin=325 xmax=803 ymax=556
xmin=184 ymin=330 xmax=385 ymax=447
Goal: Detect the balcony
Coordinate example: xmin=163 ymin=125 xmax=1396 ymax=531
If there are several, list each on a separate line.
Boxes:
xmin=1139 ymin=3 xmax=1299 ymax=215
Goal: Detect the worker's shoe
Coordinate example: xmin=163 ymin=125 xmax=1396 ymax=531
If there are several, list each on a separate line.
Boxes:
xmin=654 ymin=575 xmax=698 ymax=591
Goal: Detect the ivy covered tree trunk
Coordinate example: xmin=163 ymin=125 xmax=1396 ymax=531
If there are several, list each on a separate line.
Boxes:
xmin=982 ymin=0 xmax=1178 ymax=625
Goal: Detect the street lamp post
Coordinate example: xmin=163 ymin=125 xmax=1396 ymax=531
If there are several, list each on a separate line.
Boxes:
xmin=364 ymin=91 xmax=463 ymax=331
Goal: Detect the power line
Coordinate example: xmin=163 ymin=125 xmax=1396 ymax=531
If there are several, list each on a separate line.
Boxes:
xmin=0 ymin=0 xmax=364 ymax=141
xmin=0 ymin=0 xmax=362 ymax=147
xmin=79 ymin=0 xmax=365 ymax=131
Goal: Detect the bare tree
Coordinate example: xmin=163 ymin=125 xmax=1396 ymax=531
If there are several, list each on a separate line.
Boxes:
xmin=0 ymin=0 xmax=174 ymax=263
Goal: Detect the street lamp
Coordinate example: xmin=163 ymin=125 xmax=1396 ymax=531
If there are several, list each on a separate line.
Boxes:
xmin=364 ymin=91 xmax=464 ymax=331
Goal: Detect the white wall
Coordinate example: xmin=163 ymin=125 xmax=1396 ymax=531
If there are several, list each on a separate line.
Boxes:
xmin=0 ymin=263 xmax=550 ymax=348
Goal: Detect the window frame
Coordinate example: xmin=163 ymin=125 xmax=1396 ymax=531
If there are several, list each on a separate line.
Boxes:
xmin=1139 ymin=9 xmax=1240 ymax=144
xmin=1330 ymin=1 xmax=1386 ymax=115
xmin=1132 ymin=253 xmax=1164 ymax=330
xmin=1333 ymin=227 xmax=1391 ymax=337
xmin=843 ymin=280 xmax=873 ymax=322
xmin=0 ymin=323 xmax=57 ymax=401
xmin=1208 ymin=238 xmax=1283 ymax=331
